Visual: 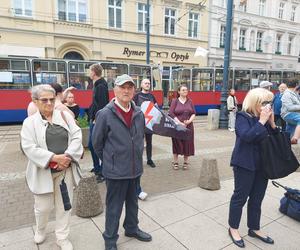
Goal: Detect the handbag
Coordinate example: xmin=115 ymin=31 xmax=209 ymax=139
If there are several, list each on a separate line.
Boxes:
xmin=272 ymin=181 xmax=300 ymax=222
xmin=260 ymin=130 xmax=299 ymax=179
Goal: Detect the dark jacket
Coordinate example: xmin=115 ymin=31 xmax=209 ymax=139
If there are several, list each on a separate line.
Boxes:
xmin=88 ymin=78 xmax=109 ymax=121
xmin=92 ymin=100 xmax=145 ymax=179
xmin=273 ymin=92 xmax=282 ymax=116
xmin=133 ymin=92 xmax=157 ymax=106
xmin=230 ymin=111 xmax=276 ymax=171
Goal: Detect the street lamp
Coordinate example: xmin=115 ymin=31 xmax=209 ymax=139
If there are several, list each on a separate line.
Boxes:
xmin=219 ymin=0 xmax=234 ymax=129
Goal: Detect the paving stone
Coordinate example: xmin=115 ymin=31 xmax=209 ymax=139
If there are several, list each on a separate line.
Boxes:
xmin=204 ymin=203 xmax=273 ymax=238
xmin=0 ymin=239 xmax=38 ymax=250
xmin=222 ymin=239 xmax=261 ymax=249
xmin=173 ymin=187 xmax=230 ymax=212
xmin=165 ymin=213 xmax=231 ymax=250
xmin=0 ymin=227 xmax=33 ymax=246
xmin=261 ymin=194 xmax=284 ymax=220
xmin=91 ymin=209 xmax=161 ymax=244
xmin=119 ymin=228 xmax=186 ymax=250
xmin=39 ymin=221 xmax=104 ymax=250
xmin=139 ymin=195 xmax=198 ymax=227
xmin=276 ymin=215 xmax=300 ymax=234
xmin=245 ymin=221 xmax=300 ymax=249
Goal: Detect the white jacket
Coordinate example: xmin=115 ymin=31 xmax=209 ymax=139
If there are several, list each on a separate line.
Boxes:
xmin=227 ymin=95 xmax=238 ymax=111
xmin=21 ymin=110 xmax=83 ymax=194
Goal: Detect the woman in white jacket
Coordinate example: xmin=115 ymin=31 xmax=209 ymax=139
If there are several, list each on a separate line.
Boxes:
xmin=21 ymin=84 xmax=83 ymax=250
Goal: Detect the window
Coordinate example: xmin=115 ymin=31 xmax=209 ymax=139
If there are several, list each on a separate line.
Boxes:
xmin=58 ymin=0 xmax=87 ymax=22
xmin=137 ymin=3 xmax=150 ymax=32
xmin=108 ymin=0 xmax=122 ymax=28
xmin=164 ymin=8 xmax=176 ymax=35
xmin=14 ymin=0 xmax=32 ymax=17
xmin=291 ymin=5 xmax=296 ymax=22
xmin=287 ymin=36 xmax=293 ymax=55
xmin=220 ymin=25 xmax=226 ymax=48
xmin=256 ymin=31 xmax=263 ymax=52
xmin=278 ymin=2 xmax=284 ymax=19
xmin=258 ymin=0 xmax=266 ymax=16
xmin=238 ymin=1 xmax=247 ymax=12
xmin=276 ymin=34 xmax=282 ymax=54
xmin=188 ymin=12 xmax=199 ymax=38
xmin=239 ymin=29 xmax=246 ymax=50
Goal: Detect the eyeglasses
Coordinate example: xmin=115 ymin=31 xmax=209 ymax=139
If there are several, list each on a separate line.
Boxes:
xmin=38 ymin=98 xmax=55 ymax=104
xmin=261 ymin=101 xmax=273 ymax=107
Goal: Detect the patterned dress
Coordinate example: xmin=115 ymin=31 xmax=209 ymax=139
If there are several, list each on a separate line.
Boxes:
xmin=169 ymin=98 xmax=195 ymax=156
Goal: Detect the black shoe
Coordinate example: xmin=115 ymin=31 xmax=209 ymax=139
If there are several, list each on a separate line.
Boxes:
xmin=96 ymin=174 xmax=105 ymax=183
xmin=147 ymin=160 xmax=156 ymax=168
xmin=228 ymin=228 xmax=245 ymax=248
xmin=248 ymin=229 xmax=274 ymax=244
xmin=125 ymin=229 xmax=152 ymax=242
xmin=90 ymin=168 xmax=95 ymax=173
xmin=105 ymin=245 xmax=117 ymax=250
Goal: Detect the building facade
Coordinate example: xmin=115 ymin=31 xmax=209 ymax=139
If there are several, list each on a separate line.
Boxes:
xmin=0 ymin=0 xmax=209 ymax=67
xmin=209 ymin=0 xmax=300 ymax=71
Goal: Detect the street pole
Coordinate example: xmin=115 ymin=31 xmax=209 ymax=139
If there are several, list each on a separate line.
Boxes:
xmin=219 ymin=0 xmax=234 ymax=129
xmin=146 ymin=0 xmax=150 ymax=64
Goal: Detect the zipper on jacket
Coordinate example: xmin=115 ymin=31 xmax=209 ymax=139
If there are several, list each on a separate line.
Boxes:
xmin=131 ymin=137 xmax=135 ymax=177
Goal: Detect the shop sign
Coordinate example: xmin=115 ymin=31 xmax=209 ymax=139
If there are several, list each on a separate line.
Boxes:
xmin=122 ymin=47 xmax=189 ymax=62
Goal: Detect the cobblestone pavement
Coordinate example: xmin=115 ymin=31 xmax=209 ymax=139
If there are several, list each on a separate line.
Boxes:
xmin=0 ymin=117 xmax=236 ymax=233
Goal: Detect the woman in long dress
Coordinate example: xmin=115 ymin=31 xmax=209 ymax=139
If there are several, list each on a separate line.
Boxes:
xmin=169 ymin=84 xmax=196 ymax=170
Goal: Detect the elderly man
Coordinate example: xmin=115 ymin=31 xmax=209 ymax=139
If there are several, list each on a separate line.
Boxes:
xmin=273 ymin=83 xmax=287 ymax=129
xmin=92 ymin=74 xmax=152 ymax=250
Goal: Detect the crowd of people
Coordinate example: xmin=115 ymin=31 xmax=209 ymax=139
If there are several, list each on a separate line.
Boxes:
xmin=20 ymin=64 xmax=299 ymax=250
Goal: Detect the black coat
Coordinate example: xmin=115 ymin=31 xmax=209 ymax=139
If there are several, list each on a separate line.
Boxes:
xmin=230 ymin=111 xmax=277 ymax=171
xmin=88 ymin=78 xmax=109 ymax=121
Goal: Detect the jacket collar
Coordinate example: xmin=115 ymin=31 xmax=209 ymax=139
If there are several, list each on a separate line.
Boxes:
xmin=106 ymin=99 xmax=142 ymax=126
xmin=33 ymin=110 xmax=70 ymax=132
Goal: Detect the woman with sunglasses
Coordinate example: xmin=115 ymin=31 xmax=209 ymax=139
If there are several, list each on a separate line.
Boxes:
xmin=21 ymin=84 xmax=83 ymax=250
xmin=228 ymin=88 xmax=276 ymax=248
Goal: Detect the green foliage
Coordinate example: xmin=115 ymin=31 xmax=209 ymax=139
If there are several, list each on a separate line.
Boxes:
xmin=77 ymin=115 xmax=89 ymax=128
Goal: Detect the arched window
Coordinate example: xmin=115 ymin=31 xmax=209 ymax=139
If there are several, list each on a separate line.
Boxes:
xmin=63 ymin=51 xmax=84 ymax=60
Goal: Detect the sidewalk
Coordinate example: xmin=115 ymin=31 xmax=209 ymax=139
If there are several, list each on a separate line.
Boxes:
xmin=1 ymin=172 xmax=299 ymax=250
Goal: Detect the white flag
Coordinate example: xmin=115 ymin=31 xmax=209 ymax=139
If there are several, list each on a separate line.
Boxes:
xmin=194 ymin=47 xmax=209 ymax=57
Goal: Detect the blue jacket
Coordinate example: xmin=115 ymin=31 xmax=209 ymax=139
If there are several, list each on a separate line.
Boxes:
xmin=230 ymin=112 xmax=276 ymax=171
xmin=273 ymin=92 xmax=282 ymax=116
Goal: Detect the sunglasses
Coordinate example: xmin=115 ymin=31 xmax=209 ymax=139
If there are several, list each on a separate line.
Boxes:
xmin=261 ymin=101 xmax=273 ymax=107
xmin=38 ymin=98 xmax=55 ymax=104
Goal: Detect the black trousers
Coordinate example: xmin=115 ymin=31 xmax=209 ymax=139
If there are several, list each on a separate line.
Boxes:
xmin=145 ymin=133 xmax=152 ymax=161
xmin=274 ymin=114 xmax=286 ymax=131
xmin=228 ymin=167 xmax=268 ymax=230
xmin=103 ymin=178 xmax=139 ymax=247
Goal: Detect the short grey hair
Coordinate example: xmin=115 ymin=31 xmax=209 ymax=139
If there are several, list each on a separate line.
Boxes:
xmin=31 ymin=84 xmax=55 ymax=100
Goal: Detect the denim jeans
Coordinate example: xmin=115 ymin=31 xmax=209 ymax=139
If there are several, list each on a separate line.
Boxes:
xmin=88 ymin=122 xmax=102 ymax=174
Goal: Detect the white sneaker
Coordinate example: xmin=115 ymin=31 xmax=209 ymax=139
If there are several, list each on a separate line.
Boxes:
xmin=56 ymin=239 xmax=73 ymax=250
xmin=34 ymin=230 xmax=46 ymax=244
xmin=138 ymin=191 xmax=148 ymax=200
xmin=228 ymin=128 xmax=235 ymax=132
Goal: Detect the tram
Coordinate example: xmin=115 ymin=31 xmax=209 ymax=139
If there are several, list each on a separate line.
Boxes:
xmin=170 ymin=67 xmax=300 ymax=114
xmin=0 ymin=57 xmax=163 ymax=123
xmin=0 ymin=56 xmax=299 ymax=123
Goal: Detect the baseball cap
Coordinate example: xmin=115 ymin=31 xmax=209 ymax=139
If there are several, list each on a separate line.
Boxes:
xmin=259 ymin=81 xmax=273 ymax=88
xmin=114 ymin=74 xmax=135 ymax=86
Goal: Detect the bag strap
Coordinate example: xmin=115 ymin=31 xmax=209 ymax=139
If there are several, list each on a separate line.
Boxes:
xmin=272 ymin=181 xmax=287 ymax=190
